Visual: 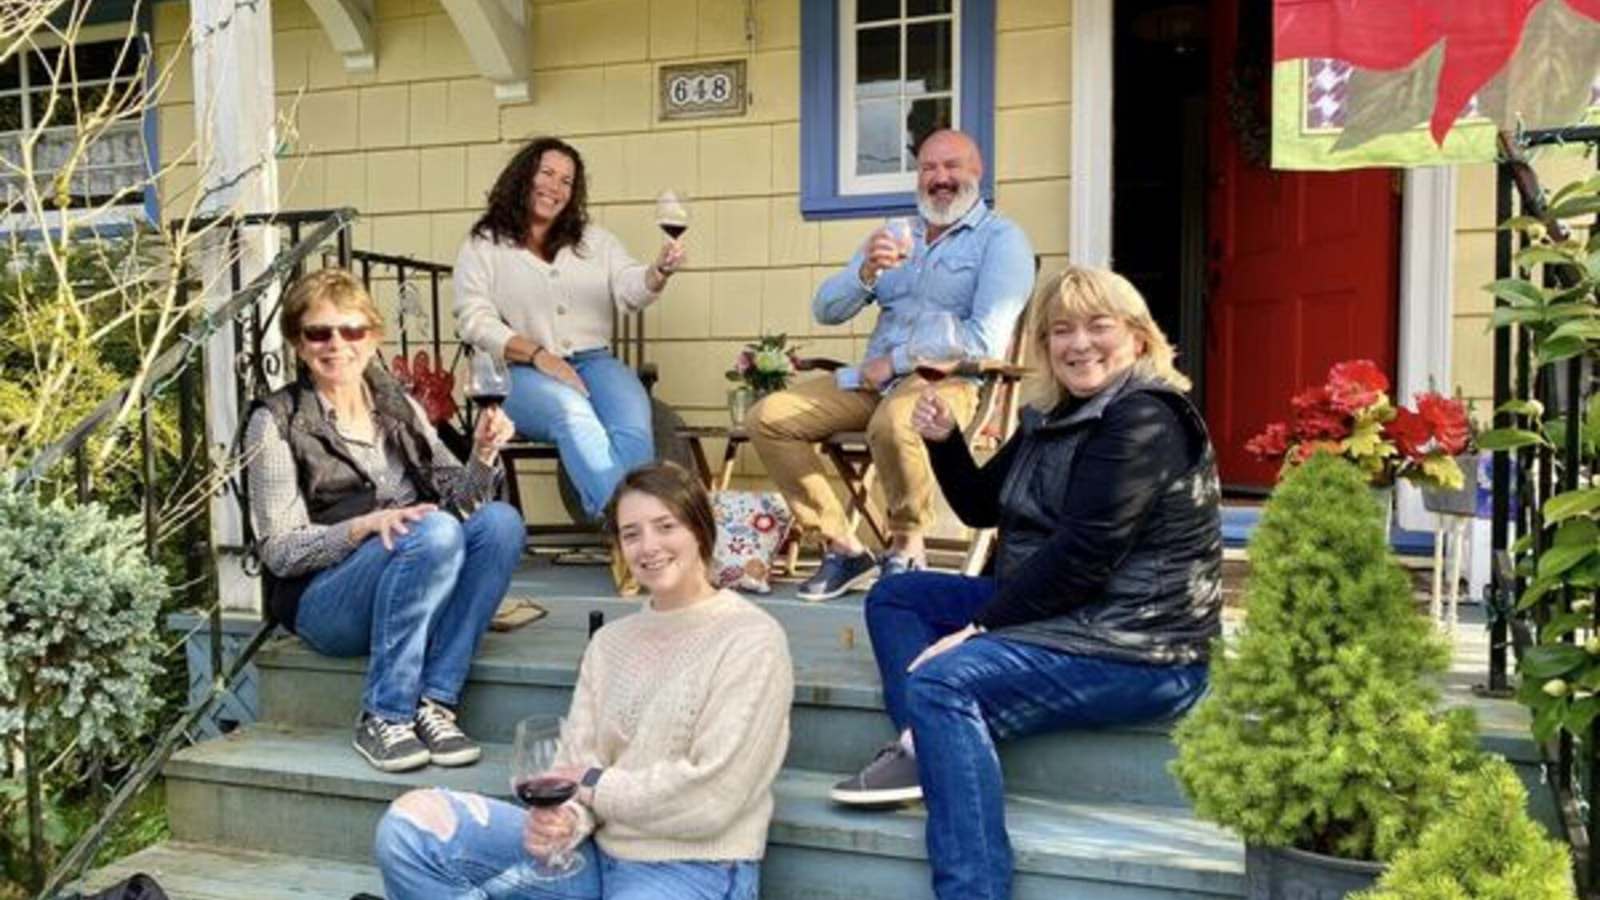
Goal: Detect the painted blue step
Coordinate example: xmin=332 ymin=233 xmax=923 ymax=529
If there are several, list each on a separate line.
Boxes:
xmin=76 ymin=841 xmax=384 ymax=899
xmin=160 ymin=722 xmax=1246 ymax=899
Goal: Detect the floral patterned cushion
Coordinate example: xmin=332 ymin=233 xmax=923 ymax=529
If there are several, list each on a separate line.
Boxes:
xmin=711 ymin=490 xmax=794 ymax=595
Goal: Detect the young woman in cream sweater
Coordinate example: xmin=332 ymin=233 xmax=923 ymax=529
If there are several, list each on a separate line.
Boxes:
xmin=375 ymin=462 xmax=793 ymax=900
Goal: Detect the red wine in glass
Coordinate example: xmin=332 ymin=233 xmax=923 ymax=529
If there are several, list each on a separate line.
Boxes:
xmin=659 ymin=222 xmax=688 ymax=240
xmin=915 ymin=364 xmax=952 ymax=383
xmin=517 ymin=775 xmax=578 ymax=808
xmin=471 ymin=391 xmax=508 ymax=407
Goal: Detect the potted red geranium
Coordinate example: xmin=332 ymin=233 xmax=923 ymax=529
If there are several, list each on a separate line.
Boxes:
xmin=1246 ymin=360 xmax=1473 ymax=490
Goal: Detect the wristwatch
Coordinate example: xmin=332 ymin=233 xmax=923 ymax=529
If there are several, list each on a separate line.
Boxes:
xmin=580 ymin=767 xmax=604 ymax=789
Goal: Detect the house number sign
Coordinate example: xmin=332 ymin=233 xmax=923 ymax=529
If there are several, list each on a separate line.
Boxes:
xmin=659 ymin=61 xmax=747 ymax=120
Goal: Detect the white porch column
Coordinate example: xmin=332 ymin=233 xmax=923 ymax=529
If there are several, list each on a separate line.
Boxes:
xmin=190 ymin=0 xmax=282 ymax=612
xmin=1395 ymin=167 xmax=1458 ymax=534
xmin=1070 ymin=0 xmax=1113 ymax=268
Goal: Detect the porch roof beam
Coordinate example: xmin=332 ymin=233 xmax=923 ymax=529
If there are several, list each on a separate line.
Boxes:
xmin=303 ymin=0 xmax=376 ymax=72
xmin=439 ymin=0 xmax=531 ymax=102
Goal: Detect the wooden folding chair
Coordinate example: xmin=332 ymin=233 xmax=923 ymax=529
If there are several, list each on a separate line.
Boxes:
xmin=801 ymin=312 xmax=1032 ymax=573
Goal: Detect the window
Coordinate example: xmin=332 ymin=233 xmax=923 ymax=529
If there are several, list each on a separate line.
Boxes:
xmin=801 ymin=0 xmax=994 ymax=220
xmin=0 ymin=28 xmax=152 ymax=227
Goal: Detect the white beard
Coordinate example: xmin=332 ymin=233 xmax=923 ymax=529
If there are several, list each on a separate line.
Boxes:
xmin=918 ymin=179 xmax=980 ymax=227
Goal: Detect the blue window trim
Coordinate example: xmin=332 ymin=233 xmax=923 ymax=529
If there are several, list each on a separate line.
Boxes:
xmin=800 ymin=0 xmax=995 ymax=221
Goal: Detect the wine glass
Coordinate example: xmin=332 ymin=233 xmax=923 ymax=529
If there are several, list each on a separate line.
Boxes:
xmin=883 ymin=216 xmax=915 ymax=266
xmin=467 ymin=350 xmax=511 ymax=408
xmin=909 ymin=312 xmax=967 ymax=383
xmin=655 ymin=189 xmax=690 ymax=241
xmin=510 ymin=715 xmax=585 ymax=880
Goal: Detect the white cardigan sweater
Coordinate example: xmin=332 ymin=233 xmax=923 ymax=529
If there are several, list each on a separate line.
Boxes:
xmin=452 ymin=225 xmax=659 ymax=361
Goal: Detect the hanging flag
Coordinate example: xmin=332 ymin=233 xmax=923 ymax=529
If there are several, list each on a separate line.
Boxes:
xmin=1272 ymin=0 xmax=1600 ymax=169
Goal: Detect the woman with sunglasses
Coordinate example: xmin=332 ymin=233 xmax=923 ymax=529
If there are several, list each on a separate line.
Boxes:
xmin=244 ymin=268 xmax=524 ymax=773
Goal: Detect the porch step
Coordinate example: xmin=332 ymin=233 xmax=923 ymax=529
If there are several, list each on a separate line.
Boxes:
xmin=253 ymin=595 xmax=1196 ymax=809
xmin=158 ymin=722 xmax=1246 ymax=899
xmin=75 ymin=841 xmax=383 ymax=899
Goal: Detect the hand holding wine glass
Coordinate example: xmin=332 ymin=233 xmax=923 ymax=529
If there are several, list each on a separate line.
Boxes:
xmin=510 ymin=716 xmax=586 ymax=879
xmin=911 ymin=390 xmax=957 ymax=442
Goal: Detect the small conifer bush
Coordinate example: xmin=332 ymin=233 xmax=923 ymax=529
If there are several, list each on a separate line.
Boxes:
xmin=1356 ymin=756 xmax=1573 ymax=899
xmin=0 ymin=481 xmax=166 ymax=764
xmin=1172 ymin=453 xmax=1477 ymax=862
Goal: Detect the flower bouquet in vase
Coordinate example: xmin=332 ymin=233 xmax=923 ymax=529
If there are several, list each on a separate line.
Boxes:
xmin=726 ymin=334 xmax=801 ymax=424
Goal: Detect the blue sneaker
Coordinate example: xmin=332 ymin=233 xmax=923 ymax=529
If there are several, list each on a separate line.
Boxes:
xmin=796 ymin=550 xmax=878 ymax=601
xmin=878 ymin=553 xmax=925 ymax=580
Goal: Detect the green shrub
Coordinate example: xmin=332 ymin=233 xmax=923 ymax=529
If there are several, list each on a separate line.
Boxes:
xmin=1356 ymin=756 xmax=1573 ymax=899
xmin=1171 ymin=453 xmax=1478 ymax=862
xmin=0 ymin=480 xmax=167 ymax=883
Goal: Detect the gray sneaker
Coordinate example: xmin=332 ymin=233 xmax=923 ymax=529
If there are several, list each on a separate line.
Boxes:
xmin=414 ymin=699 xmax=481 ymax=767
xmin=353 ymin=712 xmax=430 ymax=773
xmin=829 ymin=742 xmax=923 ymax=807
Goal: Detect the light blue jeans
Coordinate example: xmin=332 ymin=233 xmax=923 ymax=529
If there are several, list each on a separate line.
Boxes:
xmin=502 ymin=349 xmax=654 ymax=521
xmin=294 ymin=504 xmax=524 ymax=722
xmin=375 ymin=789 xmax=761 ymax=900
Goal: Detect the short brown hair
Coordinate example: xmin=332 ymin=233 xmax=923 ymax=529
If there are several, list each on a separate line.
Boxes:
xmin=279 ymin=268 xmax=384 ymax=345
xmin=604 ymin=461 xmax=717 ymax=566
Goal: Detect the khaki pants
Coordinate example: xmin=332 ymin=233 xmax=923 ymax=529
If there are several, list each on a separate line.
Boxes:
xmin=746 ymin=373 xmax=978 ymax=543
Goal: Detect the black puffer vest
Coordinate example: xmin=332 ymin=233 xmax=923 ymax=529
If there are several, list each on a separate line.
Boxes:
xmin=251 ymin=364 xmax=444 ymax=630
xmin=994 ymin=372 xmax=1223 ymax=665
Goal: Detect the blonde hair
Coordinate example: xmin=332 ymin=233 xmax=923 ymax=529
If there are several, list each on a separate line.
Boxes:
xmin=279 ymin=268 xmax=384 ymax=345
xmin=1025 ymin=265 xmax=1190 ymax=408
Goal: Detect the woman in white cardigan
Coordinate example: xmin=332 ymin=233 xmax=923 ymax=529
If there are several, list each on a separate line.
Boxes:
xmin=453 ymin=136 xmax=686 ymax=521
xmin=374 ymin=462 xmax=793 ymax=900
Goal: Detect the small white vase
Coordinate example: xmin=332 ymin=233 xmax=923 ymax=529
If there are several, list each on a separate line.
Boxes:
xmin=728 ymin=385 xmax=754 ymax=426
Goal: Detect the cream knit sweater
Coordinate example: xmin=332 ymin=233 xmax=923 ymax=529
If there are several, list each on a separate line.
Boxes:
xmin=555 ymin=589 xmax=794 ymax=862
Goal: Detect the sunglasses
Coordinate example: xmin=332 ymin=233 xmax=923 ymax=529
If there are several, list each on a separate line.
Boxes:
xmin=300 ymin=324 xmax=371 ymax=344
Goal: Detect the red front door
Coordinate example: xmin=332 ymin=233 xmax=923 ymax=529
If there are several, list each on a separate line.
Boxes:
xmin=1203 ymin=0 xmax=1401 ymax=490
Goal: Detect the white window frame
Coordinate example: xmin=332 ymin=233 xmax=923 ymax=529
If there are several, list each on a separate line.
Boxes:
xmin=837 ymin=0 xmax=962 ymax=196
xmin=0 ymin=21 xmax=150 ymax=232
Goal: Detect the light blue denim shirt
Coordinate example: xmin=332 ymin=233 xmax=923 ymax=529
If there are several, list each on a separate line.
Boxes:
xmin=813 ymin=200 xmax=1036 ymax=389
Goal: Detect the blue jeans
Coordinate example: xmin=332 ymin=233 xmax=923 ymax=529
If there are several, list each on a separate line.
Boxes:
xmin=375 ymin=789 xmax=761 ymax=900
xmin=864 ymin=571 xmax=1210 ymax=900
xmin=503 ymin=349 xmax=654 ymax=521
xmin=294 ymin=503 xmax=524 ymax=722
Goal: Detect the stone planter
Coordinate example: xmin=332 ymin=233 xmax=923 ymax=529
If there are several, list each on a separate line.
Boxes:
xmin=1420 ymin=454 xmax=1479 ymax=517
xmin=1246 ymin=844 xmax=1385 ymax=899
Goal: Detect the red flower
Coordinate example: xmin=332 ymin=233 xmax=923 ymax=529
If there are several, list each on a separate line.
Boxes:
xmin=1385 ymin=407 xmax=1431 ymax=459
xmin=752 ymin=513 xmax=776 ymax=533
xmin=1246 ymin=422 xmax=1292 ymax=462
xmin=1416 ymin=392 xmax=1471 ymax=455
xmin=1326 ymin=360 xmax=1389 ymax=414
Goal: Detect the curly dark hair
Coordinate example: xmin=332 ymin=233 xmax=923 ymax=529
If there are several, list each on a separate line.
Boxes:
xmin=470 ymin=136 xmax=590 ymax=259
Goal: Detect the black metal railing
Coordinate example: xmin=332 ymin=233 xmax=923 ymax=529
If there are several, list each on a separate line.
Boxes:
xmin=23 ymin=207 xmax=356 ymax=899
xmin=1489 ymin=125 xmax=1600 ymax=894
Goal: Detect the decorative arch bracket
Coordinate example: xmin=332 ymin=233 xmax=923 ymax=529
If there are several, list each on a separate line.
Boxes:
xmin=439 ymin=0 xmax=532 ymax=102
xmin=303 ymin=0 xmax=377 ymax=72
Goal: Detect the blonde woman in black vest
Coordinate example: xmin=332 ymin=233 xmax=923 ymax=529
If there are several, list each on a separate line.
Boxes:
xmin=244 ymin=269 xmax=522 ymax=773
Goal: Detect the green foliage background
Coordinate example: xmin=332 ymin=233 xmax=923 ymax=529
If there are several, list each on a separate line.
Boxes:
xmin=1172 ymin=454 xmax=1478 ymax=862
xmin=0 ymin=234 xmax=197 ymax=891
